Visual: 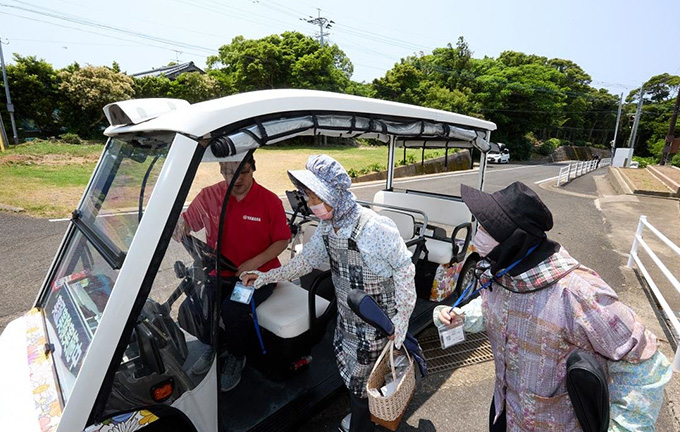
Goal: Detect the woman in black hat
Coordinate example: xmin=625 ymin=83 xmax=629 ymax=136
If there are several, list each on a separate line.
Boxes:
xmin=434 ymin=181 xmax=671 ymax=432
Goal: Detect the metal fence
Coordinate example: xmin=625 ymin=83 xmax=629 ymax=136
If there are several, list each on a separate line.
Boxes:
xmin=556 ymin=158 xmax=611 ymax=186
xmin=627 ymin=215 xmax=680 ymax=371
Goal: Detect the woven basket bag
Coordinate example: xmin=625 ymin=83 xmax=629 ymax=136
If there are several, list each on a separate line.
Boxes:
xmin=366 ymin=340 xmax=416 ymax=431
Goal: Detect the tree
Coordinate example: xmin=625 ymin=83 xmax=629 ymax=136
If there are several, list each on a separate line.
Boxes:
xmin=207 ymin=31 xmax=353 ymax=93
xmin=0 ymin=54 xmax=62 ymax=136
xmin=59 ymin=65 xmax=134 ymax=137
xmin=372 ymin=56 xmax=428 ymax=105
xmin=170 ymin=72 xmax=221 ymax=103
xmin=132 ymin=75 xmax=173 ymax=99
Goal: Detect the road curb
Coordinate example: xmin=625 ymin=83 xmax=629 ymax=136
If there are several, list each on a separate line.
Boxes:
xmin=0 ymin=203 xmax=24 ymax=213
xmin=606 ymin=166 xmax=634 ymax=195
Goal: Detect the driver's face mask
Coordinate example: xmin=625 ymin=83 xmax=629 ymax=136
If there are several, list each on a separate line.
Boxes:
xmin=472 ymin=226 xmax=500 ymax=257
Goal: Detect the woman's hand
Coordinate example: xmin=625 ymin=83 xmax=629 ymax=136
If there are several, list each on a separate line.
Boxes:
xmin=438 ymin=308 xmax=464 ymax=327
xmin=240 ymin=272 xmax=259 ymax=287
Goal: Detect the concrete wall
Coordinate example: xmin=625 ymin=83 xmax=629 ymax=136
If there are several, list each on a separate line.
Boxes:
xmin=351 ymin=149 xmax=472 ymax=183
xmin=551 ymin=146 xmax=611 ymax=162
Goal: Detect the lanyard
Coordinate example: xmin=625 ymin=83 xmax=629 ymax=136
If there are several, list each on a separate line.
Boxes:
xmin=251 ymin=299 xmax=267 ymax=355
xmin=449 ymin=242 xmax=541 ymax=312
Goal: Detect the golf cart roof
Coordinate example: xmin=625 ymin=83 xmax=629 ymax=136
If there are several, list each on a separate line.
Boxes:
xmin=104 ymin=90 xmax=496 ymax=148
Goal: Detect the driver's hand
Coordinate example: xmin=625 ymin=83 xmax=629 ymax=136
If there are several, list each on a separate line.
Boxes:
xmin=172 ymin=216 xmax=191 ymax=242
xmin=236 ymin=258 xmax=261 ymax=276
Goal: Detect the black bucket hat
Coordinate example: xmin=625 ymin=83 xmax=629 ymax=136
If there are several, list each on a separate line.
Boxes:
xmin=461 ymin=182 xmax=553 ymax=242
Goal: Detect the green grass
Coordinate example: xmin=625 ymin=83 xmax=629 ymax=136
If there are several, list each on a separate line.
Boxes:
xmin=0 ymin=140 xmax=451 ymax=217
xmin=4 ymin=139 xmax=104 ymax=158
xmin=261 ymin=144 xmax=447 ymax=173
xmin=1 ymin=164 xmax=96 ymax=187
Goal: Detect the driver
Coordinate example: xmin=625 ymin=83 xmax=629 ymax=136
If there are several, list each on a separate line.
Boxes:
xmin=172 ymin=154 xmax=291 ymax=391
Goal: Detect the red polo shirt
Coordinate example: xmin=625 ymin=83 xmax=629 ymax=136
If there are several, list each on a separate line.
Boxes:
xmin=182 ymin=179 xmax=290 ymax=276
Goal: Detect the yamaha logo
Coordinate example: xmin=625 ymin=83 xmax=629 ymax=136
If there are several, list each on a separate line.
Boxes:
xmin=243 ymin=215 xmax=261 ymax=222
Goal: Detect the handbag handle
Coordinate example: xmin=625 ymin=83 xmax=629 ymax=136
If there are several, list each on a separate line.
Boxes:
xmin=370 ymin=339 xmax=413 ymax=387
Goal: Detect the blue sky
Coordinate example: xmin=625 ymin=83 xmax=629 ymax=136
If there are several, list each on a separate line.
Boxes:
xmin=1 ymin=0 xmax=679 ymax=96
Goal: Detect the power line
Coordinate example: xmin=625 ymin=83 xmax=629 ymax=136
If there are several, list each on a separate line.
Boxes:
xmin=2 ymin=1 xmax=217 ymax=53
xmin=0 ymin=11 xmax=209 ymax=58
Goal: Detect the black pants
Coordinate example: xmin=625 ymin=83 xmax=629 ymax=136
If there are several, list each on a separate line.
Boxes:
xmin=489 ymin=397 xmax=507 ymax=432
xmin=220 ymin=282 xmax=274 ymax=357
xmin=349 ymin=392 xmax=374 ymax=432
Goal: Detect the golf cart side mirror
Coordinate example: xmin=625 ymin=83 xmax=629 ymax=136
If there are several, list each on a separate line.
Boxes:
xmin=451 ymin=222 xmax=472 ymax=264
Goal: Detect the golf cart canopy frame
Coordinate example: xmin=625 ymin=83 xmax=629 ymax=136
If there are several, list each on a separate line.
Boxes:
xmin=105 ymin=89 xmax=497 ymax=156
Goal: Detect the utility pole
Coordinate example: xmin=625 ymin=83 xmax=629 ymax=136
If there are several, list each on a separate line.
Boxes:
xmin=611 ymin=92 xmax=623 ymax=156
xmin=627 ymin=85 xmax=644 ymax=151
xmin=0 ymin=37 xmax=18 ymax=145
xmin=302 ymin=9 xmax=333 ymax=47
xmin=660 ymin=88 xmax=680 ymax=166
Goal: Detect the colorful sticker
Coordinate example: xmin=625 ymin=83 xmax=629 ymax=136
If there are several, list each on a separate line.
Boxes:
xmin=25 ymin=308 xmax=62 ymax=432
xmin=84 ymin=410 xmax=159 ymax=432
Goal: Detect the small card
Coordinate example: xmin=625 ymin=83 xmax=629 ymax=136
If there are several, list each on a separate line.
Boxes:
xmin=230 ymin=282 xmax=255 ymax=304
xmin=438 ymin=322 xmax=465 ymax=349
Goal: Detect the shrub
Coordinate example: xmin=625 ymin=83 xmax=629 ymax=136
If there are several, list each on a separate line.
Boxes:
xmin=505 ymin=135 xmax=533 ymax=161
xmin=632 ymin=156 xmax=655 ymax=168
xmin=671 ymin=153 xmax=680 ymax=168
xmin=536 ymin=138 xmax=560 ymax=156
xmin=573 ymin=139 xmax=588 ymax=147
xmin=347 ymin=168 xmax=358 ymax=178
xmin=60 ymin=132 xmax=83 ymax=145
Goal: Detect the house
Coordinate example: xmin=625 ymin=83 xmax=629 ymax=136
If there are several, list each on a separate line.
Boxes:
xmin=130 ymin=61 xmax=205 ymax=80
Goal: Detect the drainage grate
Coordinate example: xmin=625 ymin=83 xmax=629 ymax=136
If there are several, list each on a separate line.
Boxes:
xmin=419 ymin=327 xmax=494 ymax=374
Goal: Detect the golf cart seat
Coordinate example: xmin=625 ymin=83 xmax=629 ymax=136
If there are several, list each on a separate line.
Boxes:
xmin=375 ymin=208 xmax=425 ymax=264
xmin=253 ymin=274 xmax=336 ymax=374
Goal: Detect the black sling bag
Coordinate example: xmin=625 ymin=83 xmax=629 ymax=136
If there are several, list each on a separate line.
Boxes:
xmin=566 ymin=350 xmax=610 ymax=432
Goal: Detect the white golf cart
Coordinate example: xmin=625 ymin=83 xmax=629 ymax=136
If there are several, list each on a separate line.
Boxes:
xmin=0 ymin=89 xmax=496 ymax=432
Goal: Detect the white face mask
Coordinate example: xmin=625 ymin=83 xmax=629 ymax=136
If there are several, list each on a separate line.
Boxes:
xmin=472 ymin=227 xmax=500 ymax=257
xmin=310 ymin=202 xmax=334 ymax=220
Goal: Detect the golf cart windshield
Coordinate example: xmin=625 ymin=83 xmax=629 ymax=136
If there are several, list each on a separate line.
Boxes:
xmin=40 ymin=134 xmax=171 ymax=402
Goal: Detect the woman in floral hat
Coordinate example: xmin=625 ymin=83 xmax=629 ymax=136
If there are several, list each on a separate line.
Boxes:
xmin=242 ymin=154 xmax=416 ymax=432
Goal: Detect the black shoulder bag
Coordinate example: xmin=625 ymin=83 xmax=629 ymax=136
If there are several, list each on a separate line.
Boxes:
xmin=566 ymin=350 xmax=610 ymax=432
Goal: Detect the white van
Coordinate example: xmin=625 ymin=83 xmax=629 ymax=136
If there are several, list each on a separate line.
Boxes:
xmin=0 ymin=89 xmax=497 ymax=432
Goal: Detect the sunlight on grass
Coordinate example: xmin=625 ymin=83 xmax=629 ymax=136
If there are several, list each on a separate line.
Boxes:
xmin=0 ymin=141 xmax=450 ymax=217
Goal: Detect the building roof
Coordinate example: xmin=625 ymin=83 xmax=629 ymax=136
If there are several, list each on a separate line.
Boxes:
xmin=130 ymin=61 xmax=205 ymax=80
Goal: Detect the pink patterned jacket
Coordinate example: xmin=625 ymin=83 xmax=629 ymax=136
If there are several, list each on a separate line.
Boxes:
xmin=479 ymin=248 xmax=658 ymax=431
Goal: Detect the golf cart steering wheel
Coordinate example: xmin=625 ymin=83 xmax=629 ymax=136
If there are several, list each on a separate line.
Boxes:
xmin=180 ymin=234 xmax=238 ymax=274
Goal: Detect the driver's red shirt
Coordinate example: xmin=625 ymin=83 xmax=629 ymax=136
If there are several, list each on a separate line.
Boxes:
xmin=182 ymin=179 xmax=290 ymax=276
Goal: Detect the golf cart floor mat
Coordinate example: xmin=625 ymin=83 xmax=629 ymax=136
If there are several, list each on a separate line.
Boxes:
xmin=419 ymin=328 xmax=494 ymax=374
xmin=218 ymin=325 xmax=342 ymax=432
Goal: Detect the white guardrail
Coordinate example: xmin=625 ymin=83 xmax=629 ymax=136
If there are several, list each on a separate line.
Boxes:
xmin=627 ymin=215 xmax=680 ymax=371
xmin=556 ymin=158 xmax=611 ymax=186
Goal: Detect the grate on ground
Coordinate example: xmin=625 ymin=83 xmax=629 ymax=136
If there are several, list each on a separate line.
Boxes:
xmin=419 ymin=327 xmax=494 ymax=374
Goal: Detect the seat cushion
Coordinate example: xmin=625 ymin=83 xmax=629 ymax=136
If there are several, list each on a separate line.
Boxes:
xmin=256 ymin=281 xmax=331 ymax=339
xmin=425 ymin=238 xmax=453 ymax=264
